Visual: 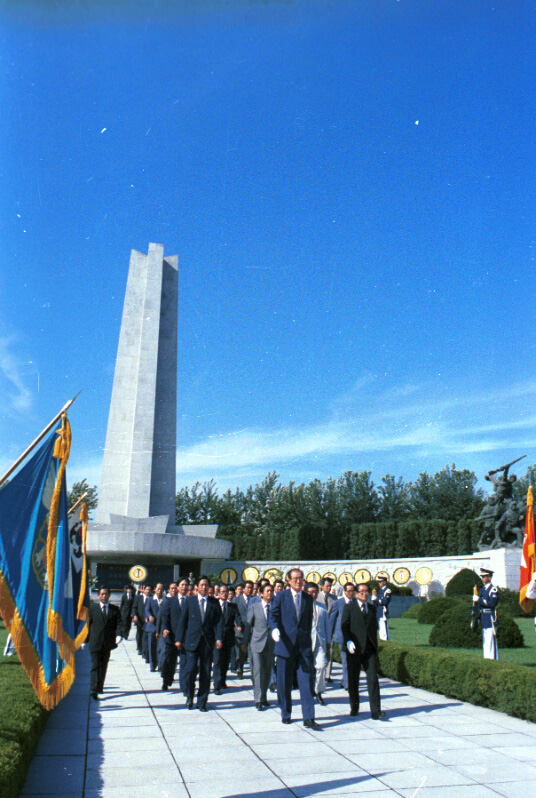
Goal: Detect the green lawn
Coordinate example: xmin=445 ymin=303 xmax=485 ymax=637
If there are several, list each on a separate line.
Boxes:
xmin=389 ymin=616 xmax=536 ymax=666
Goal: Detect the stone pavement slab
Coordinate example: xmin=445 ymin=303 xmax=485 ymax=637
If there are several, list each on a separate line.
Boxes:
xmin=21 ymin=638 xmax=536 ymax=797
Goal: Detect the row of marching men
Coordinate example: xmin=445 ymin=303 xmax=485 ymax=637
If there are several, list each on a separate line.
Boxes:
xmin=118 ymin=571 xmax=392 ymax=710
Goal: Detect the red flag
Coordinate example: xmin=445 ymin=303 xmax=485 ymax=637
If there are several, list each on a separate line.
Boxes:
xmin=520 ymin=486 xmax=535 ymax=613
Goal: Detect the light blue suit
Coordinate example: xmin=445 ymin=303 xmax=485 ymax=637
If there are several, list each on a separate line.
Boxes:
xmin=330 ymin=597 xmax=352 ymax=689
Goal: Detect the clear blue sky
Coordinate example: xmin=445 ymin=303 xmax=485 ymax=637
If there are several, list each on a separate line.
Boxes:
xmin=1 ymin=0 xmax=535 ymax=497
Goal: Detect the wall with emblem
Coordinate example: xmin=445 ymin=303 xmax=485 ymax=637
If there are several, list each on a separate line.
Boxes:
xmin=201 ymin=547 xmax=520 ymax=594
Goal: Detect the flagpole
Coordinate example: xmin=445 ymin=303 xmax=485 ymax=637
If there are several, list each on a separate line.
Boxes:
xmin=68 ymin=492 xmax=88 ymax=516
xmin=0 ymin=391 xmax=82 ymax=488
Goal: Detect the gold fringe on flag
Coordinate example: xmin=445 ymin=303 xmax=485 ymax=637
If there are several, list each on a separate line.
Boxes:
xmin=75 ymin=502 xmax=89 ymax=649
xmin=46 ymin=413 xmax=76 ymax=669
xmin=0 ymin=570 xmax=75 ymax=710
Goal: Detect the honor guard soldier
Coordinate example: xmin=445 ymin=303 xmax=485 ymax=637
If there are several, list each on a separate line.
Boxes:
xmin=371 ymin=577 xmax=391 ymax=641
xmin=474 ymin=567 xmax=499 ymax=659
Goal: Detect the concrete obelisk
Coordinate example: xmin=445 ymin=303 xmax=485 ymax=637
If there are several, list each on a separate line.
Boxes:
xmin=96 ymin=243 xmax=178 ymax=527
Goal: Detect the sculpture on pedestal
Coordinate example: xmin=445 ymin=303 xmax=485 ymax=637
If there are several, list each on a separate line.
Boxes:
xmin=476 ymin=456 xmax=526 ymax=551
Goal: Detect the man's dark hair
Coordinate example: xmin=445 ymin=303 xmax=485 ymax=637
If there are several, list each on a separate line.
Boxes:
xmin=244 ymin=580 xmax=254 ymax=588
xmin=343 ymin=582 xmax=355 ymax=591
xmin=145 ymin=583 xmax=153 ymax=590
xmin=356 ymin=582 xmax=370 ymax=591
xmin=236 ymin=582 xmax=245 ymax=589
xmin=320 ymin=577 xmax=333 ymax=586
xmin=260 ymin=582 xmax=273 ymax=594
xmin=197 ymin=575 xmax=211 ymax=586
xmin=306 ymin=581 xmax=319 ymax=593
xmin=99 ymin=584 xmax=110 ymax=593
xmin=274 ymin=579 xmax=284 ymax=587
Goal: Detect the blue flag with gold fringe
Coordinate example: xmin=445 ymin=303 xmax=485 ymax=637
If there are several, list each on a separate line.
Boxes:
xmin=0 ymin=416 xmax=77 ymax=709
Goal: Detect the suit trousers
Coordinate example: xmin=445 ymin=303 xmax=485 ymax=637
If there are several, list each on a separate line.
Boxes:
xmin=135 ymin=623 xmax=144 ymax=654
xmin=347 ymin=644 xmax=381 ymax=715
xmin=161 ymin=642 xmax=178 ymax=687
xmin=276 ymin=648 xmax=315 ymax=721
xmin=142 ymin=629 xmax=149 ymax=661
xmin=213 ymin=641 xmax=232 ymax=690
xmin=147 ymin=631 xmax=158 ymax=669
xmin=250 ymin=643 xmax=274 ymax=703
xmin=90 ymin=649 xmax=111 ymax=695
xmin=184 ymin=638 xmax=213 ymax=709
xmin=122 ymin=617 xmax=132 ymax=640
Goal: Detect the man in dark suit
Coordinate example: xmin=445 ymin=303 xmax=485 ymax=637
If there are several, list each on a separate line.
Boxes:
xmin=268 ymin=568 xmax=319 ymax=729
xmin=119 ymin=584 xmax=136 ymax=640
xmin=159 ymin=577 xmax=189 ymax=691
xmin=235 ymin=580 xmax=253 ymax=677
xmin=145 ymin=582 xmax=165 ymax=671
xmin=213 ymin=584 xmax=238 ymax=694
xmin=176 ymin=575 xmax=223 ymax=711
xmin=132 ymin=582 xmax=147 ymax=656
xmin=88 ymin=585 xmax=122 ymax=700
xmin=341 ymin=582 xmax=386 ymax=719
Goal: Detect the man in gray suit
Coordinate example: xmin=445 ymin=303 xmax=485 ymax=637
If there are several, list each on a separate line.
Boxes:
xmin=317 ymin=577 xmax=336 ymax=681
xmin=242 ymin=582 xmax=275 ymax=710
xmin=306 ymin=581 xmax=331 ymax=705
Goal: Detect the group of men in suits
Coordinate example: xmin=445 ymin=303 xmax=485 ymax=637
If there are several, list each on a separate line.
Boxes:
xmin=88 ymin=569 xmax=387 ymax=726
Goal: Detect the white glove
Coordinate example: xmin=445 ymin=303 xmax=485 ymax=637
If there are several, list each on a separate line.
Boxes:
xmin=272 ymin=629 xmax=281 ymax=642
xmin=347 ymin=641 xmax=355 ymax=655
xmin=115 ymin=636 xmax=123 ymax=645
xmin=472 ymin=594 xmax=479 ymax=603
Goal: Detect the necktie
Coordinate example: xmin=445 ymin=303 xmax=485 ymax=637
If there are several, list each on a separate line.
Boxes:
xmin=263 ymin=603 xmax=268 ymax=621
xmin=201 ymin=598 xmax=206 ymax=620
xmin=294 ymin=592 xmax=300 ymax=618
xmin=222 ymin=602 xmax=226 ymax=620
xmin=102 ymin=605 xmax=107 ymax=620
xmin=361 ymin=603 xmax=367 ymax=618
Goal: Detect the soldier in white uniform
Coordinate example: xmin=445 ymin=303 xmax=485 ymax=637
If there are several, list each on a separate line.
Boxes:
xmin=474 ymin=567 xmax=499 ymax=659
xmin=371 ymin=577 xmax=391 ymax=641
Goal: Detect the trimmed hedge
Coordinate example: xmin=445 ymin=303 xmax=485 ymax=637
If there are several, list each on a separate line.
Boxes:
xmin=401 ymin=602 xmax=422 ymax=619
xmin=445 ymin=567 xmax=482 ymax=597
xmin=0 ymin=659 xmax=49 ymax=798
xmin=417 ymin=596 xmax=460 ymax=624
xmin=378 ymin=641 xmax=536 ymax=722
xmin=430 ymin=604 xmax=524 ymax=649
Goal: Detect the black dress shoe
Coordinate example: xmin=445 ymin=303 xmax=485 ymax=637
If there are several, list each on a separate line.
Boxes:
xmin=261 ymin=700 xmax=270 ymax=707
xmin=269 ymin=682 xmax=276 ymax=692
xmin=349 ymin=707 xmax=359 ymax=716
xmin=316 ymin=693 xmax=325 ymax=705
xmin=237 ymin=670 xmax=243 ymax=679
xmin=282 ymin=718 xmax=291 ymax=724
xmin=256 ymin=703 xmax=263 ymax=711
xmin=199 ymin=706 xmax=209 ymax=712
xmin=303 ymin=718 xmax=321 ymax=729
xmin=221 ymin=681 xmax=228 ymax=688
xmin=161 ymin=683 xmax=168 ymax=691
xmin=91 ymin=693 xmax=99 ymax=700
xmin=186 ymin=698 xmax=194 ymax=709
xmin=326 ymin=677 xmax=333 ymax=683
xmin=214 ymin=688 xmax=221 ymax=695
xmin=371 ymin=710 xmax=386 ymax=720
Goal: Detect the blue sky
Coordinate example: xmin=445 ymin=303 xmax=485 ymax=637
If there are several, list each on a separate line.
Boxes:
xmin=1 ymin=0 xmax=536 ymax=497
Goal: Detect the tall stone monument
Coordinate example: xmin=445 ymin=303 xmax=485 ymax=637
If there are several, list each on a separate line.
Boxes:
xmin=88 ymin=243 xmax=231 ymax=587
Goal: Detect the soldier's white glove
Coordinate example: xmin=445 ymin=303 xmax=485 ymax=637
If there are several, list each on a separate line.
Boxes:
xmin=272 ymin=629 xmax=281 ymax=642
xmin=347 ymin=641 xmax=356 ymax=654
xmin=116 ymin=636 xmax=123 ymax=645
xmin=472 ymin=594 xmax=479 ymax=603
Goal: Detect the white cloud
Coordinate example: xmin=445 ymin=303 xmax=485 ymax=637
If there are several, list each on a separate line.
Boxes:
xmin=0 ymin=336 xmax=33 ymax=412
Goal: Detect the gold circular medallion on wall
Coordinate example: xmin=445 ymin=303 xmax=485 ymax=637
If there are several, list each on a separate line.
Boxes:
xmin=264 ymin=568 xmax=283 ymax=583
xmin=354 ymin=568 xmax=372 ymax=583
xmin=375 ymin=570 xmax=389 ymax=582
xmin=129 ymin=565 xmax=148 ymax=583
xmin=306 ymin=571 xmax=321 ymax=584
xmin=323 ymin=571 xmax=337 ymax=585
xmin=339 ymin=571 xmax=354 ymax=586
xmin=219 ymin=567 xmax=237 ymax=585
xmin=415 ymin=566 xmax=433 ymax=585
xmin=393 ymin=567 xmax=411 ymax=585
xmin=242 ymin=566 xmax=260 ymax=582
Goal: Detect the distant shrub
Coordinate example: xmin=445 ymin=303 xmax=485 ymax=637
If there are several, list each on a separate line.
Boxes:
xmin=430 ymin=603 xmax=524 ymax=649
xmin=418 ymin=596 xmax=460 ymax=624
xmin=445 ymin=568 xmax=482 ymax=597
xmin=500 ymin=588 xmax=536 ymax=618
xmin=369 ymin=580 xmax=412 ymax=596
xmin=401 ymin=602 xmax=422 ymax=619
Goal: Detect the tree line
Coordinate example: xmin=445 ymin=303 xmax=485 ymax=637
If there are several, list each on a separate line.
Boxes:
xmin=71 ymin=461 xmax=536 ymax=561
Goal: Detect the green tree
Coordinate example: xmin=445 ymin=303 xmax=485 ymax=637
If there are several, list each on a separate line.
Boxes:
xmin=377 ymin=475 xmax=410 ymax=520
xmin=67 ymin=479 xmax=98 ymax=518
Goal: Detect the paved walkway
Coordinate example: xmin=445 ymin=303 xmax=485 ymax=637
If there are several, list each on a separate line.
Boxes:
xmin=21 ymin=637 xmax=536 ymax=798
